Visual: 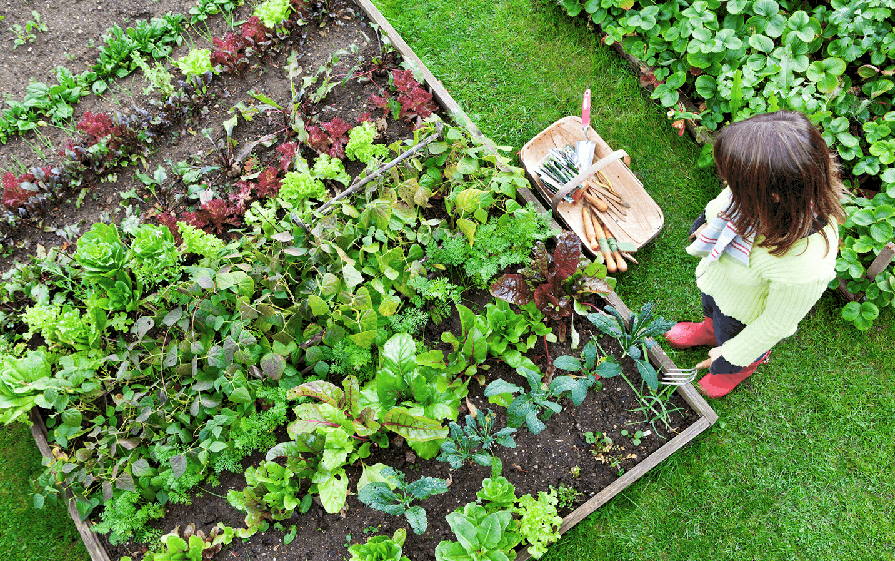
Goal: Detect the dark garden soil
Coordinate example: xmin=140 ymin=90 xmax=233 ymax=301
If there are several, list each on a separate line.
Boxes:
xmin=0 ymin=0 xmax=196 ymax=98
xmin=0 ymin=1 xmax=413 ymax=271
xmin=104 ymin=297 xmax=697 ymax=561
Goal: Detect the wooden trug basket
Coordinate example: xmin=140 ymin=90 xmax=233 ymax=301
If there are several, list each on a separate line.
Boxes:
xmin=520 ymin=116 xmax=664 ymax=252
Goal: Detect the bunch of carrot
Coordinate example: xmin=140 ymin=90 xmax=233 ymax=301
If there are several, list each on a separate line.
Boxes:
xmin=575 ymin=172 xmax=636 ymax=273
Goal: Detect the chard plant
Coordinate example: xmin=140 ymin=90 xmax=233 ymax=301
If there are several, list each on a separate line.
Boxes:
xmin=358 ymin=466 xmax=449 ymax=535
xmin=490 ymin=231 xmax=614 ymax=341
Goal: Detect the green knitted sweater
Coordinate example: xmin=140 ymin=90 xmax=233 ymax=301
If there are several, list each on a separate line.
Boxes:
xmin=688 ymin=188 xmax=839 ymax=367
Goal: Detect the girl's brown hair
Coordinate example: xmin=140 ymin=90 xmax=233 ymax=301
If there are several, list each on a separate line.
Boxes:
xmin=713 ymin=110 xmax=843 ymax=255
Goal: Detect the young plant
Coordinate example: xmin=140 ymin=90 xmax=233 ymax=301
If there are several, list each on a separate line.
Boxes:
xmin=555 ymin=304 xmax=681 ymax=433
xmin=514 ymin=490 xmax=562 ymax=559
xmin=490 ymin=231 xmax=613 ymax=340
xmin=253 ymin=0 xmax=292 ymax=29
xmin=550 ymin=485 xmax=581 ymax=510
xmin=357 ymin=466 xmax=449 ymax=534
xmin=437 ymin=409 xmax=517 ymax=469
xmin=345 ymin=121 xmax=389 ymax=165
xmin=484 ymin=367 xmax=594 ymax=434
xmin=9 ymin=11 xmax=47 ymax=48
xmin=228 ymin=460 xmax=302 ymax=522
xmin=434 ymin=502 xmax=522 ymax=561
xmin=175 ymin=48 xmax=214 ymax=80
xmin=347 ymin=529 xmax=410 ymax=561
xmin=585 ymin=302 xmax=674 ymax=390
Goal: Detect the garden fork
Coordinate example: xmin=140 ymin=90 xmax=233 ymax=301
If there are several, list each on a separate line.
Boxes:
xmin=660 ymin=367 xmax=702 ymax=386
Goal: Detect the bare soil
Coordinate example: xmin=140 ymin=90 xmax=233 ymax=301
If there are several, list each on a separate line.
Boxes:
xmin=0 ymin=1 xmax=407 ymax=270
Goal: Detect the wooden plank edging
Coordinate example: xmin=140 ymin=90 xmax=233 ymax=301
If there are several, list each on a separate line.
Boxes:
xmin=30 ymin=410 xmax=112 ymax=561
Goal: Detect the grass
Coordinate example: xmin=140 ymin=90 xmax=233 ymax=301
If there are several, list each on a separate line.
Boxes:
xmin=0 ymin=424 xmax=89 ymax=561
xmin=0 ymin=0 xmax=893 ymax=559
xmin=372 ymin=0 xmax=895 ymax=559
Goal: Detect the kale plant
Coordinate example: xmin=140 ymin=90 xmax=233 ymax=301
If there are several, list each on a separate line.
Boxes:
xmin=484 ymin=367 xmax=594 ymax=434
xmin=358 ymin=466 xmax=449 ymax=534
xmin=586 ymin=302 xmax=675 ymax=391
xmin=437 ymin=409 xmax=517 ymax=469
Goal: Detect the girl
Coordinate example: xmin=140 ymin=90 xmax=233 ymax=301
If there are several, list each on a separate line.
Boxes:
xmin=665 ymin=111 xmax=843 ymax=398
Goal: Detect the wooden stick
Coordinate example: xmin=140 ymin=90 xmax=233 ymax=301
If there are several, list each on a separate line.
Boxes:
xmin=621 ymin=252 xmax=639 ymax=265
xmin=316 ymin=121 xmax=443 ymax=216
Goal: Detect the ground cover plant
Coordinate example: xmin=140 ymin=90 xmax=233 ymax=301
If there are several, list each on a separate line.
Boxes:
xmin=558 ymin=0 xmax=895 ymax=330
xmin=0 ymin=0 xmax=248 ymax=144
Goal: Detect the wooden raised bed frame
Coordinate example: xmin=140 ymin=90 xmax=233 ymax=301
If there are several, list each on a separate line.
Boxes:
xmin=29 ymin=2 xmax=718 ymax=559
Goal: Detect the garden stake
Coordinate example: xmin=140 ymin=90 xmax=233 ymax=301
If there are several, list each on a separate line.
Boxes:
xmin=315 ymin=121 xmax=444 ymax=216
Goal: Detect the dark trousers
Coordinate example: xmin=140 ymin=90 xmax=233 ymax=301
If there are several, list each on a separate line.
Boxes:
xmin=701 ymin=293 xmax=754 ymax=374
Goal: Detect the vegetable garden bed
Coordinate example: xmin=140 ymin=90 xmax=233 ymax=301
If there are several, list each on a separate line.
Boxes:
xmin=6 ymin=1 xmax=717 ymax=560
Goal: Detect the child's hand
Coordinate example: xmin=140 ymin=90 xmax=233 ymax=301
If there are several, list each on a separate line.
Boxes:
xmin=694 ymin=346 xmax=723 ymax=370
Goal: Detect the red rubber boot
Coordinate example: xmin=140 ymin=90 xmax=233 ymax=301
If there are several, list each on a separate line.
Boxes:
xmin=664 ymin=317 xmax=717 ymax=349
xmin=697 ymin=352 xmax=771 ymax=398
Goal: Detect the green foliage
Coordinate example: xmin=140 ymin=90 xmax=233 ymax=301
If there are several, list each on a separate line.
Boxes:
xmin=408 ymin=275 xmax=463 ymax=324
xmin=585 ymin=303 xmax=674 ymax=391
xmin=279 ymin=171 xmax=327 ymax=205
xmin=9 ymin=11 xmax=47 ymax=48
xmin=427 ymin=204 xmax=554 ymax=288
xmin=347 ymin=529 xmax=410 ymax=561
xmin=441 ymin=300 xmax=550 ymax=377
xmin=212 ymin=392 xmax=289 ymax=473
xmin=229 ymin=461 xmax=302 ymax=521
xmin=312 ymin=153 xmax=351 ymax=186
xmin=476 ymin=475 xmax=517 ymax=511
xmin=0 ymin=351 xmax=52 ymax=424
xmin=484 ymin=367 xmax=594 ymax=434
xmin=144 ymin=533 xmax=206 ymax=561
xmin=23 ymin=304 xmax=94 ymax=348
xmin=253 ymin=0 xmax=293 ymax=28
xmin=189 ymin=0 xmax=244 ymax=23
xmin=514 ymin=490 xmax=562 ymax=559
xmin=435 ymin=502 xmax=522 ymax=561
xmin=346 ymin=122 xmax=389 ymax=164
xmin=836 ymin=191 xmax=895 ymax=329
xmin=175 ymin=48 xmax=213 ymax=77
xmin=357 ymin=466 xmax=449 ymax=534
xmin=130 ymin=224 xmax=179 ymax=287
xmin=437 ymin=409 xmax=517 ymax=469
xmin=177 ymin=221 xmax=225 ymax=258
xmin=92 ymin=491 xmax=164 ymax=545
xmin=131 ymin=52 xmax=176 ymax=97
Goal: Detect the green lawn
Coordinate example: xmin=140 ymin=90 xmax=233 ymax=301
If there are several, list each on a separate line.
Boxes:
xmin=1 ymin=0 xmax=893 ymax=559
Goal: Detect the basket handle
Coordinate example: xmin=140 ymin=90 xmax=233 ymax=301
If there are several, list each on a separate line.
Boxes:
xmin=550 ymin=149 xmax=628 ymax=211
